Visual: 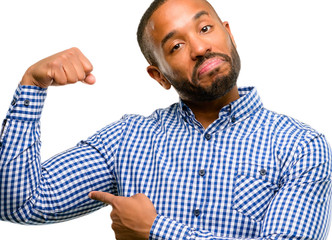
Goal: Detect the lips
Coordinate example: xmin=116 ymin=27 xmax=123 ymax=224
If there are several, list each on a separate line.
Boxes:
xmin=197 ymin=58 xmax=224 ymax=78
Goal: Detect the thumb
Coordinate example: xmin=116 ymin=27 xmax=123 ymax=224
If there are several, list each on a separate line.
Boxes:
xmin=82 ymin=73 xmax=96 ymax=85
xmin=88 ymin=191 xmax=116 ymax=205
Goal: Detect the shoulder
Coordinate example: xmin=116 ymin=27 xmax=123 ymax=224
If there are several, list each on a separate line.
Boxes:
xmin=120 ymin=103 xmax=180 ymax=127
xmin=260 ymin=107 xmax=320 ymax=139
xmin=82 ymin=103 xmax=180 ymax=156
xmin=261 ymin=108 xmax=331 ymax=164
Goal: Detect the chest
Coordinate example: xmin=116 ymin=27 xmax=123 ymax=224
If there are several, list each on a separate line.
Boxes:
xmin=113 ymin=121 xmax=282 ymax=236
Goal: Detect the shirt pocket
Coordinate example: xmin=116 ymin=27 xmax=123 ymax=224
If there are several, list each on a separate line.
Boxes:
xmin=231 ymin=163 xmax=279 ymax=222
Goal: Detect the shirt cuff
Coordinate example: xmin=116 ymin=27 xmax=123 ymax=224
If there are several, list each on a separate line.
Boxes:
xmin=6 ymin=84 xmax=47 ymax=122
xmin=149 ymin=214 xmax=191 ymax=240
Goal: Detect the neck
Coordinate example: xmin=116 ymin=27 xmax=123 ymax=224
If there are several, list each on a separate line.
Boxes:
xmin=182 ymin=86 xmax=240 ymax=129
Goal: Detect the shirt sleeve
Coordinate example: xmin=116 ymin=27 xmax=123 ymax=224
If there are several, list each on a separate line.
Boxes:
xmin=0 ymin=85 xmax=121 ymax=224
xmin=149 ymin=134 xmax=332 ymax=240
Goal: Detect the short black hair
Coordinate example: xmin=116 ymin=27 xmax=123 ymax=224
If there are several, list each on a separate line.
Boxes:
xmin=137 ymin=0 xmax=168 ymax=66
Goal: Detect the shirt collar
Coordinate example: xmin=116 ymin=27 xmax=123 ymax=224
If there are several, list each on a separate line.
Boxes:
xmin=178 ymin=86 xmax=263 ymax=125
xmin=229 ymin=86 xmax=263 ymax=123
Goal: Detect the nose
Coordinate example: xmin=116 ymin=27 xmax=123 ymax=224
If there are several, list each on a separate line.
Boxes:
xmin=189 ymin=36 xmax=212 ymax=60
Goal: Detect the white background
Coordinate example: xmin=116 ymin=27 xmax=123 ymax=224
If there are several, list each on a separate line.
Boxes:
xmin=0 ymin=0 xmax=331 ymax=239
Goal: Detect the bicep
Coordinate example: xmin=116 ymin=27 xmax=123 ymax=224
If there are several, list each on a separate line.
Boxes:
xmin=262 ymin=135 xmax=332 ymax=239
xmin=22 ymin=142 xmax=117 ymax=224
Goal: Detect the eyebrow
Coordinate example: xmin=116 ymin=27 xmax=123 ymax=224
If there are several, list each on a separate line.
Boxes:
xmin=161 ymin=10 xmax=210 ymax=48
xmin=193 ymin=10 xmax=209 ymax=20
xmin=161 ymin=31 xmax=176 ymax=48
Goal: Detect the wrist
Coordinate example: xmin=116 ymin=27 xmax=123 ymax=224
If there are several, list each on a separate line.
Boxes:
xmin=21 ymin=68 xmax=37 ymax=86
xmin=20 ymin=67 xmax=49 ymax=88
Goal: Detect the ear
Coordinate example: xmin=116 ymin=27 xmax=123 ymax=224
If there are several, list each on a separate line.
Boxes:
xmin=222 ymin=21 xmax=237 ymax=48
xmin=147 ymin=65 xmax=172 ymax=90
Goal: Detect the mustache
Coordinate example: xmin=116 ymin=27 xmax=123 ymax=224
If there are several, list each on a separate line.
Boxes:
xmin=192 ymin=52 xmax=232 ymax=81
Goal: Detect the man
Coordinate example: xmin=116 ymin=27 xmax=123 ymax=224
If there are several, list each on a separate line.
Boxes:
xmin=0 ymin=0 xmax=331 ymax=239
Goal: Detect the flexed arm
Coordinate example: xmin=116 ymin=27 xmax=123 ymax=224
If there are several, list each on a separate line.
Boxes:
xmin=0 ymin=49 xmax=117 ymax=224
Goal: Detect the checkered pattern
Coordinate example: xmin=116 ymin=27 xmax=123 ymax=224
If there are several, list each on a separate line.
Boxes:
xmin=1 ymin=85 xmax=331 ymax=239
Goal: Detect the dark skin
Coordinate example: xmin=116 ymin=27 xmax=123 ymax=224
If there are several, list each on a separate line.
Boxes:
xmin=91 ymin=0 xmax=241 ymax=239
xmin=20 ymin=0 xmax=240 ymax=239
xmin=146 ymin=0 xmax=240 ymax=128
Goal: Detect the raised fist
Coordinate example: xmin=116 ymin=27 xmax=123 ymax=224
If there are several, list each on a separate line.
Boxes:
xmin=21 ymin=47 xmax=95 ymax=88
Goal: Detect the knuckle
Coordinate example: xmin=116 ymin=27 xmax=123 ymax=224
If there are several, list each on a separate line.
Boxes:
xmin=77 ymin=72 xmax=86 ymax=81
xmin=57 ymin=79 xmax=66 ymax=85
xmin=85 ymin=62 xmax=93 ymax=73
xmin=88 ymin=66 xmax=93 ymax=73
xmin=70 ymin=47 xmax=83 ymax=59
xmin=48 ymin=60 xmax=62 ymax=69
xmin=57 ymin=54 xmax=70 ymax=63
xmin=69 ymin=47 xmax=80 ymax=53
xmin=64 ymin=48 xmax=78 ymax=59
xmin=88 ymin=61 xmax=93 ymax=69
xmin=135 ymin=193 xmax=145 ymax=198
xmin=68 ymin=78 xmax=78 ymax=84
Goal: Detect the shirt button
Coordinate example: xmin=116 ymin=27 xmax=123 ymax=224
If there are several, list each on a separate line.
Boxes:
xmin=11 ymin=99 xmax=17 ymax=106
xmin=198 ymin=169 xmax=206 ymax=177
xmin=193 ymin=209 xmax=200 ymax=217
xmin=24 ymin=100 xmax=30 ymax=106
xmin=231 ymin=116 xmax=236 ymax=123
xmin=259 ymin=169 xmax=267 ymax=176
xmin=205 ymin=134 xmax=211 ymax=140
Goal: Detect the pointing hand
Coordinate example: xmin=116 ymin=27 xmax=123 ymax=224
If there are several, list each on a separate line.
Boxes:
xmin=89 ymin=191 xmax=157 ymax=240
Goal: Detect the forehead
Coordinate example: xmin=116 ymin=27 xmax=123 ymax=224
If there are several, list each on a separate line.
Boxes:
xmin=147 ymin=0 xmax=218 ymax=43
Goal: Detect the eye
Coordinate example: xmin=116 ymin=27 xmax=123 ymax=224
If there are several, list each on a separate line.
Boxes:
xmin=170 ymin=43 xmax=182 ymax=53
xmin=201 ymin=25 xmax=212 ymax=33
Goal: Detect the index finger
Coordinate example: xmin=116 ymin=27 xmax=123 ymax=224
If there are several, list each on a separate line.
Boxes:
xmin=88 ymin=191 xmax=116 ymax=205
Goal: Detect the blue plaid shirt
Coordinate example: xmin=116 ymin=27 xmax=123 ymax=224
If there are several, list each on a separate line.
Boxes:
xmin=0 ymin=85 xmax=331 ymax=239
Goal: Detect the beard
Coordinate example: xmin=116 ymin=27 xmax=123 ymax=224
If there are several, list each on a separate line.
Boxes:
xmin=163 ymin=47 xmax=241 ymax=102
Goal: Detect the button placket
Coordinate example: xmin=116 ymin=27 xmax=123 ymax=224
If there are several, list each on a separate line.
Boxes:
xmin=259 ymin=169 xmax=267 ymax=176
xmin=204 ymin=133 xmax=211 ymax=140
xmin=193 ymin=209 xmax=201 ymax=217
xmin=195 ymin=132 xmax=211 ymax=220
xmin=24 ymin=100 xmax=30 ymax=106
xmin=198 ymin=169 xmax=206 ymax=177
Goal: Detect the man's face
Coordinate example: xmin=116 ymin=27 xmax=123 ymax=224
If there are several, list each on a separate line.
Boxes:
xmin=146 ymin=0 xmax=241 ymax=102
